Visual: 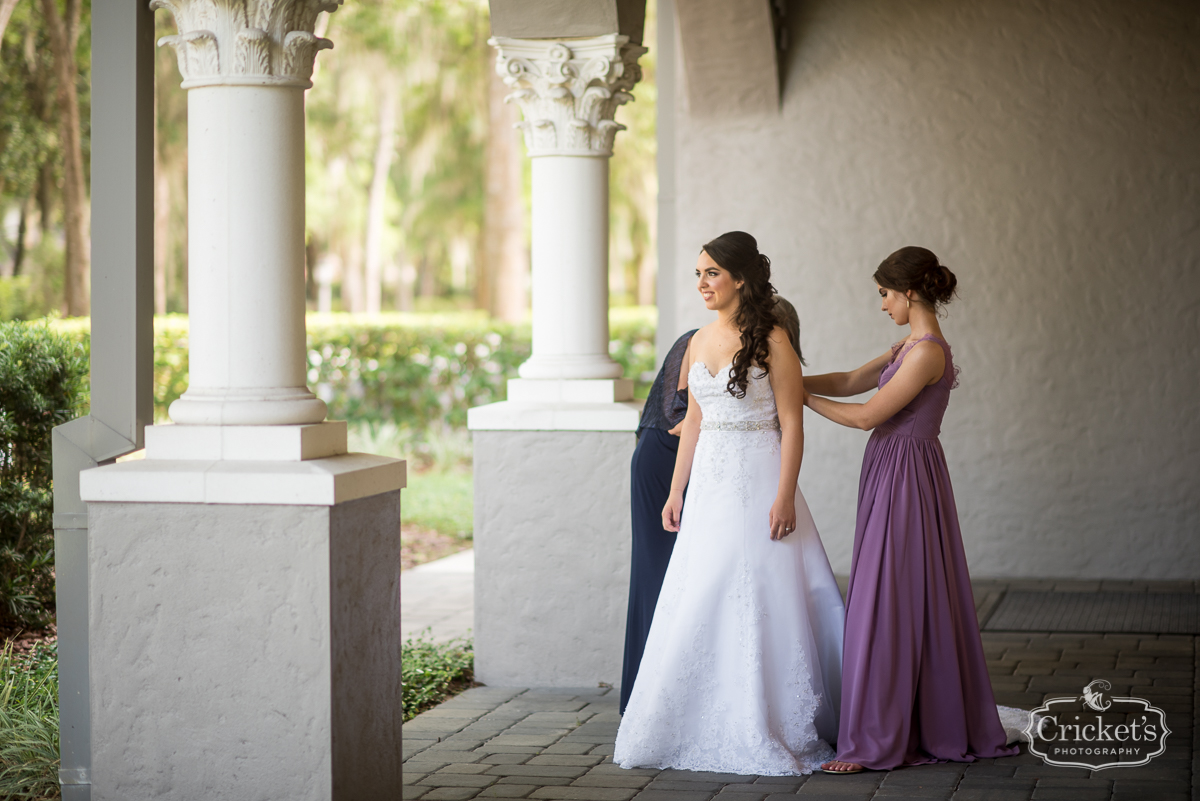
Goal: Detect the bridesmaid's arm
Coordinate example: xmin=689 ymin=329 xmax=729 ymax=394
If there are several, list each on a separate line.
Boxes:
xmin=803 ymin=350 xmax=892 ymax=397
xmin=767 ymin=328 xmax=803 ymax=541
xmin=805 ymin=341 xmax=945 ymax=430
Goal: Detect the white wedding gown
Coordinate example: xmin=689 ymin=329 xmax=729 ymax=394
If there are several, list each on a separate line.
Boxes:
xmin=614 ymin=362 xmax=846 ymax=776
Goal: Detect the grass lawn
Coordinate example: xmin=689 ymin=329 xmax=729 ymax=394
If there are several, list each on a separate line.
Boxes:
xmin=403 ymin=468 xmax=473 ymax=538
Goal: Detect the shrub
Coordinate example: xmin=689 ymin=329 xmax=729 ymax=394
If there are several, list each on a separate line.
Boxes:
xmin=0 ymin=323 xmax=88 ymax=628
xmin=0 ymin=641 xmax=59 ymax=800
xmin=402 ymin=632 xmax=474 ymax=722
xmin=51 ymin=308 xmax=659 ymax=444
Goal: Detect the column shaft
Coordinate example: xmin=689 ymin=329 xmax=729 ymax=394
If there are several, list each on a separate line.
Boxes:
xmin=170 ymin=86 xmax=324 ymax=425
xmin=523 ymin=156 xmax=620 ymax=379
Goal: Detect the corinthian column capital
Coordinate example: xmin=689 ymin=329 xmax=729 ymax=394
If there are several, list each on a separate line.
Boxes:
xmin=490 ymin=34 xmax=646 ymax=158
xmin=150 ymin=0 xmax=341 ymax=89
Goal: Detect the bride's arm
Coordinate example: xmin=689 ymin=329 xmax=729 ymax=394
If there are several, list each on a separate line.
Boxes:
xmin=662 ymin=340 xmax=701 ymax=532
xmin=767 ymin=328 xmax=803 ymax=541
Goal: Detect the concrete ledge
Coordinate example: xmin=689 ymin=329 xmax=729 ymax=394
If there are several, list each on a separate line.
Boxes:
xmin=79 ymin=452 xmax=405 ymax=506
xmin=506 ymin=377 xmax=634 ymax=404
xmin=468 ymin=400 xmax=643 ymax=431
xmin=144 ymin=421 xmax=348 ymax=461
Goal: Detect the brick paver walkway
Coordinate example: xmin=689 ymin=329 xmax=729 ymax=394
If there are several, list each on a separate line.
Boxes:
xmin=402 ymin=580 xmax=1200 ymax=801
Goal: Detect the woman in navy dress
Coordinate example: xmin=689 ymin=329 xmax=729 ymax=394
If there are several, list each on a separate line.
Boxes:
xmin=620 ymin=298 xmax=802 ymax=714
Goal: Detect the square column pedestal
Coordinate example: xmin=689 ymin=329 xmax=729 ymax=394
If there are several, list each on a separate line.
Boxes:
xmin=78 ymin=421 xmax=405 ymax=800
xmin=468 ymin=379 xmax=643 ymax=687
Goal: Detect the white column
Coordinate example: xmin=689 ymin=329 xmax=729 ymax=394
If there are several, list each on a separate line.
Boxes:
xmin=154 ymin=0 xmax=334 ymax=426
xmin=467 ymin=35 xmax=647 ymax=688
xmin=491 ymin=35 xmax=646 ymax=392
xmin=80 ymin=8 xmax=403 ymax=796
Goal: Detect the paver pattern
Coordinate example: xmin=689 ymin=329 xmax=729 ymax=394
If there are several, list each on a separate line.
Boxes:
xmin=403 ymin=580 xmax=1200 ymax=801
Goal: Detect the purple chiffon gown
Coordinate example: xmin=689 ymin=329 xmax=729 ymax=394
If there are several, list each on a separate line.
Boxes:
xmin=836 ymin=334 xmax=1017 ymax=770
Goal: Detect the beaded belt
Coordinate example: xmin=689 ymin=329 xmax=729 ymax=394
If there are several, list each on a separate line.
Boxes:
xmin=700 ymin=419 xmax=780 ymax=431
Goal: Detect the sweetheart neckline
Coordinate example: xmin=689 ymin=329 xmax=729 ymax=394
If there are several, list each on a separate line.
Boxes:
xmin=691 ymin=360 xmax=733 ymax=380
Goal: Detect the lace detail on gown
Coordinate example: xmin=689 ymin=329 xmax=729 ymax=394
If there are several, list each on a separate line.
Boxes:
xmin=614 ymin=361 xmax=843 ymax=776
xmin=690 ymin=363 xmax=780 ymax=506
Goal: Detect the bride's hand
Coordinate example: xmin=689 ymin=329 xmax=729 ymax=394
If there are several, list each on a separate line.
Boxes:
xmin=769 ymin=496 xmax=797 ymax=540
xmin=662 ymin=490 xmax=684 ymax=532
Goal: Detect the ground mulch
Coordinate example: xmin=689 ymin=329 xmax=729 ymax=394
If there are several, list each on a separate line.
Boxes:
xmin=0 ymin=624 xmax=56 ymax=656
xmin=401 ymin=524 xmax=469 ymax=572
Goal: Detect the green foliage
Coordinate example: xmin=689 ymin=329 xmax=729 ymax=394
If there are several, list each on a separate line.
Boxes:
xmin=608 ymin=306 xmax=659 ymax=397
xmin=306 ymin=312 xmax=527 ymax=437
xmin=0 ymin=642 xmax=59 ymax=800
xmin=0 ymin=0 xmax=92 ymax=315
xmin=0 ymin=278 xmax=40 ymax=324
xmin=403 ymin=468 xmax=473 ymax=538
xmin=402 ymin=632 xmax=473 ymax=722
xmin=51 ymin=308 xmax=658 ymax=431
xmin=0 ymin=3 xmax=58 ymax=203
xmin=0 ymin=322 xmax=88 ymax=628
xmin=306 ymin=0 xmax=492 ymax=308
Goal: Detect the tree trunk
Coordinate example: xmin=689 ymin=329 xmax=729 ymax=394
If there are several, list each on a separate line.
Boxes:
xmin=36 ymin=164 xmax=52 ymax=239
xmin=9 ymin=201 xmax=28 ymax=277
xmin=395 ymin=260 xmax=415 ymax=312
xmin=154 ymin=135 xmax=170 ymax=315
xmin=480 ymin=61 xmax=528 ymax=322
xmin=0 ymin=0 xmax=20 ymax=54
xmin=418 ymin=256 xmax=436 ymax=300
xmin=40 ymin=0 xmax=89 ymax=316
xmin=342 ymin=240 xmax=363 ymax=312
xmin=363 ymin=79 xmax=396 ymax=314
xmin=637 ymin=188 xmax=657 ymax=306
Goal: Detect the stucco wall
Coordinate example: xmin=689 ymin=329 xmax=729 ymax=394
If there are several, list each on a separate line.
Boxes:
xmin=88 ymin=492 xmax=401 ymax=799
xmin=664 ymin=0 xmax=1200 ymax=578
xmin=474 ymin=430 xmax=635 ymax=686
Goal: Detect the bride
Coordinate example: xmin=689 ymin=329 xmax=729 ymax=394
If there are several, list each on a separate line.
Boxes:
xmin=614 ymin=232 xmax=845 ymax=776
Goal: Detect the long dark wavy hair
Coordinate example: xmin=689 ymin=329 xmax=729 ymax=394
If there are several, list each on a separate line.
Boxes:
xmin=701 ymin=231 xmax=778 ymax=399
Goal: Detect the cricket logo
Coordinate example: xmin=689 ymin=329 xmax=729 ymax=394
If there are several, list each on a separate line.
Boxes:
xmin=1025 ymin=680 xmax=1170 ymax=770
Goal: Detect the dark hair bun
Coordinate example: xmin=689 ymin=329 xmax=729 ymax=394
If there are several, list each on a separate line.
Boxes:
xmin=921 ymin=264 xmax=957 ymax=305
xmin=873 ymin=246 xmax=958 ymax=310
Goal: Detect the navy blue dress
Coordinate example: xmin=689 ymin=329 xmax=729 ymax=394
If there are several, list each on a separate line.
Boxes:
xmin=620 ymin=330 xmax=696 ymax=714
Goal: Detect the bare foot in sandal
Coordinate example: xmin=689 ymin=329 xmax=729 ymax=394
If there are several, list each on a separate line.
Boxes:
xmin=820 ymin=760 xmax=864 ymax=774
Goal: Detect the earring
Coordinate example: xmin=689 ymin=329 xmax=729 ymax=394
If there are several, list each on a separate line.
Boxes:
xmin=906 ymin=297 xmax=911 ymax=309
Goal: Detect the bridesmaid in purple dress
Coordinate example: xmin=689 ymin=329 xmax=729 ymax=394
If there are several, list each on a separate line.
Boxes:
xmin=803 ymin=247 xmax=1017 ymax=773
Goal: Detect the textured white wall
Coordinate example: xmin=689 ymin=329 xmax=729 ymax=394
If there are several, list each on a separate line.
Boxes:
xmin=665 ymin=0 xmax=1200 ymax=578
xmin=88 ymin=493 xmax=401 ymax=799
xmin=474 ymin=430 xmax=635 ymax=686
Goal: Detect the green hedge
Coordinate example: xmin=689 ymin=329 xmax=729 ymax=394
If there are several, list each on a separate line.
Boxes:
xmin=402 ymin=632 xmax=473 ymax=722
xmin=51 ymin=308 xmax=659 ymax=437
xmin=0 ymin=322 xmax=89 ymax=628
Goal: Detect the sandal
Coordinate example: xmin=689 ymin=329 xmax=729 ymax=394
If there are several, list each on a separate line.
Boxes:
xmin=820 ymin=760 xmax=865 ymax=775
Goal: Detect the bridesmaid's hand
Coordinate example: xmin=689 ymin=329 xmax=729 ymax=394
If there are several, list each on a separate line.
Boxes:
xmin=769 ymin=496 xmax=797 ymax=540
xmin=666 ymin=422 xmax=683 ymax=437
xmin=662 ymin=490 xmax=684 ymax=532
